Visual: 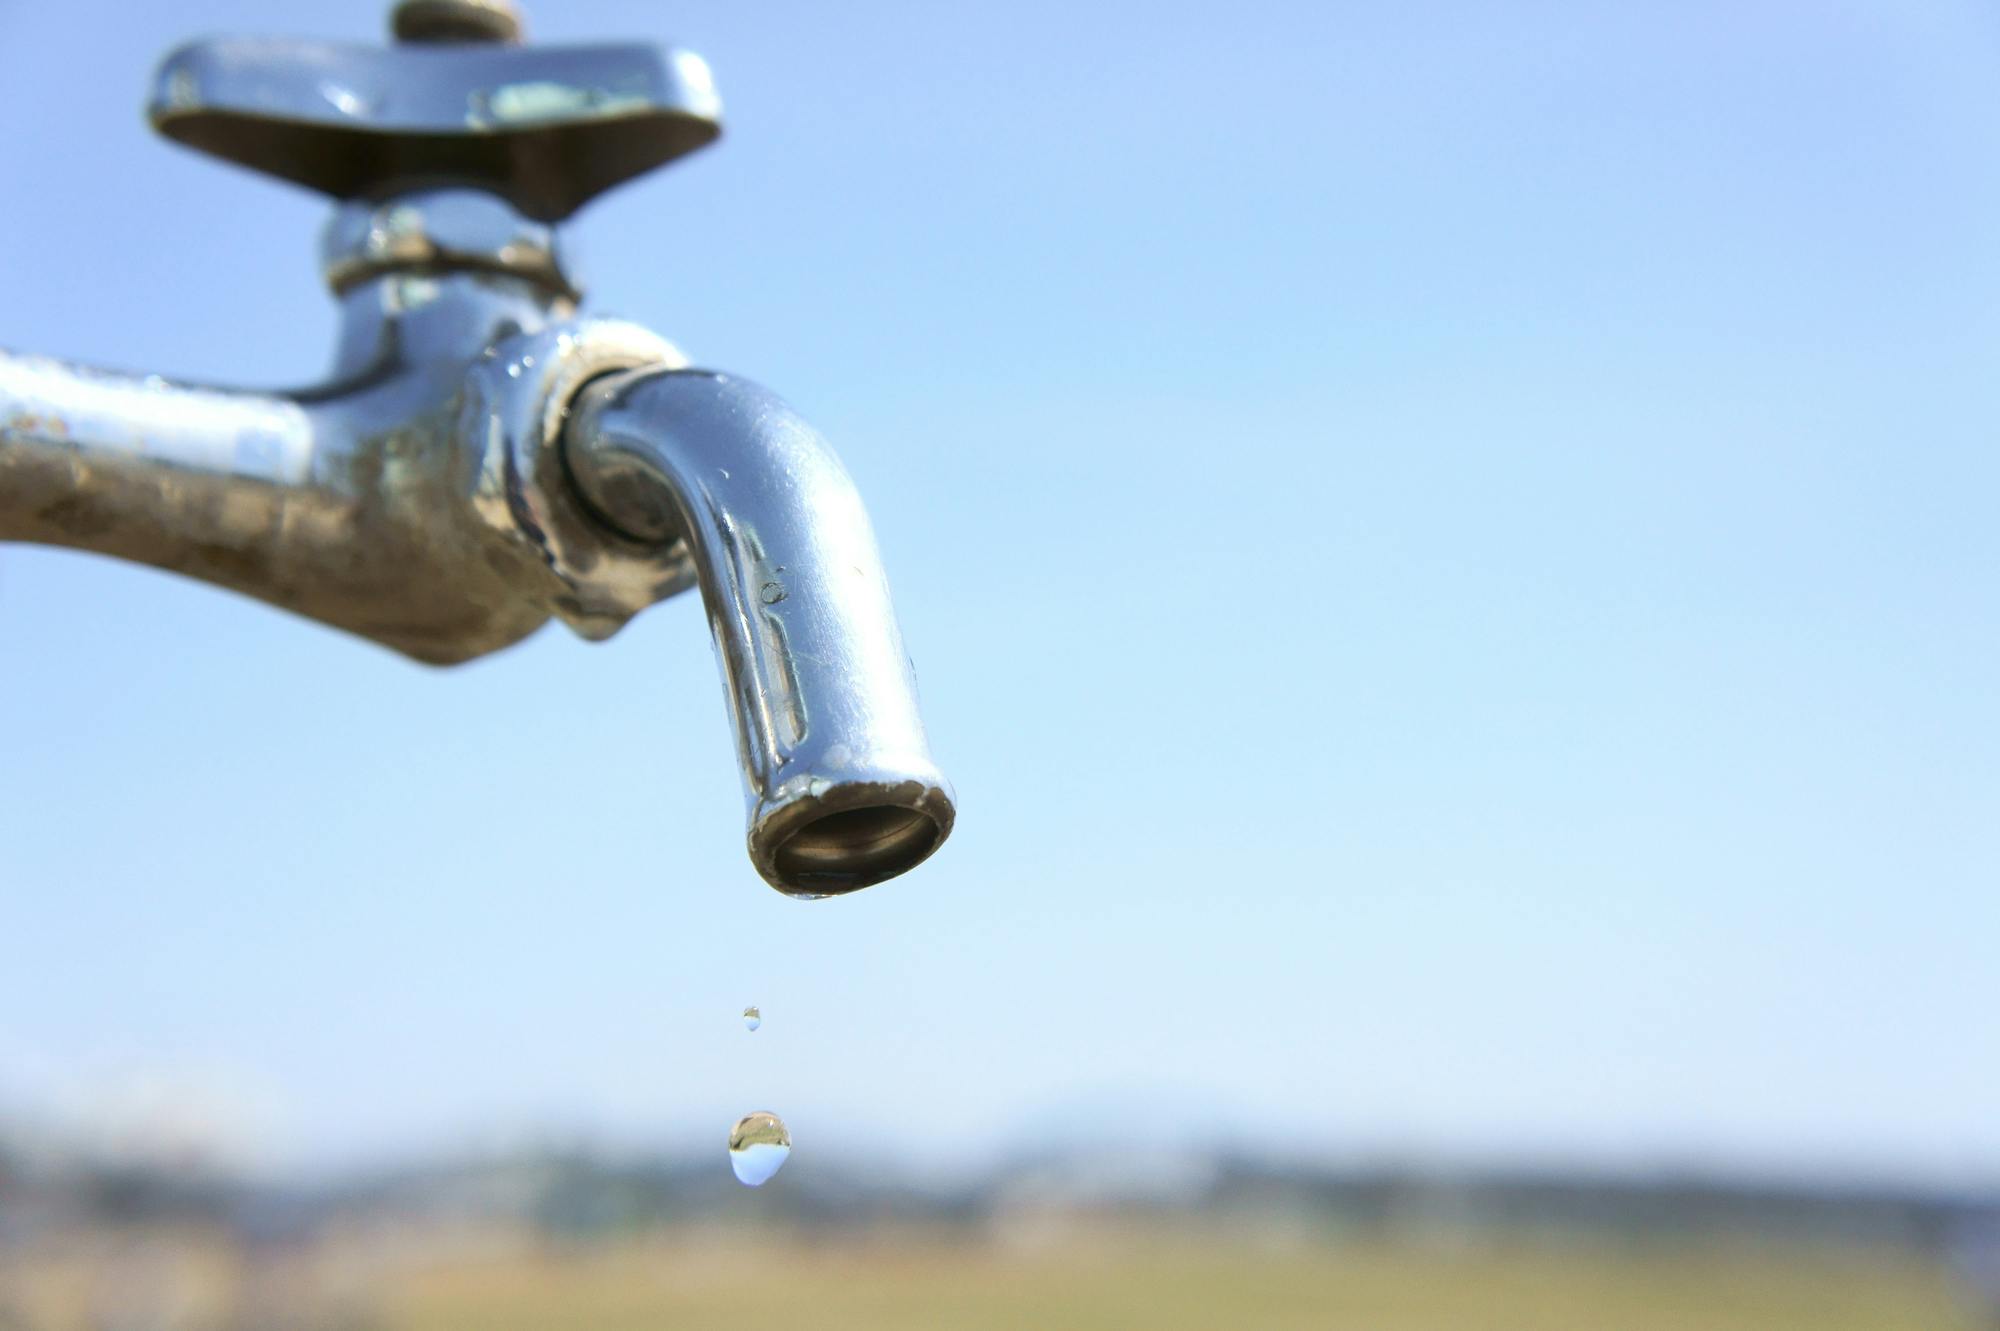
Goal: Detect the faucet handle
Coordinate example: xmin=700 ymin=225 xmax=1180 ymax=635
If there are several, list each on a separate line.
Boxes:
xmin=147 ymin=1 xmax=721 ymax=221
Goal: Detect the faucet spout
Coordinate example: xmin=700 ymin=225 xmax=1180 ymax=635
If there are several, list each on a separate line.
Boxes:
xmin=563 ymin=368 xmax=955 ymax=896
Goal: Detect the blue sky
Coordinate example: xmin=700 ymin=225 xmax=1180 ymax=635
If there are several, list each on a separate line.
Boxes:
xmin=1 ymin=0 xmax=1996 ymax=1186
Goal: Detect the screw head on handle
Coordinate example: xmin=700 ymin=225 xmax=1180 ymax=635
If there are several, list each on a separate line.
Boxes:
xmin=391 ymin=0 xmax=524 ymax=45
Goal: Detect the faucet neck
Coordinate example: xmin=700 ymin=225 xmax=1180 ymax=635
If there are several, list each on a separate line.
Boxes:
xmin=320 ymin=190 xmax=580 ymax=382
xmin=327 ymin=269 xmax=568 ymax=383
xmin=321 ymin=189 xmax=580 ymax=302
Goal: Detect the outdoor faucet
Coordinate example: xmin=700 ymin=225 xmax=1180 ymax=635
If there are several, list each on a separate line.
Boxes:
xmin=0 ymin=0 xmax=955 ymax=896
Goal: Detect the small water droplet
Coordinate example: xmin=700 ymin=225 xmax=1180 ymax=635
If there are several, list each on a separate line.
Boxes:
xmin=742 ymin=1005 xmax=761 ymax=1031
xmin=759 ymin=581 xmax=786 ymax=605
xmin=728 ymin=1111 xmax=791 ymax=1186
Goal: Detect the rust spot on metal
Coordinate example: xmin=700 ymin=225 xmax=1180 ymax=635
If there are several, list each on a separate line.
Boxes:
xmin=3 ymin=412 xmax=71 ymax=441
xmin=33 ymin=494 xmax=119 ymax=539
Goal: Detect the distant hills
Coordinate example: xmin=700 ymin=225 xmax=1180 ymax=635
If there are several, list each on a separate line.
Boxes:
xmin=5 ymin=1131 xmax=1996 ymax=1273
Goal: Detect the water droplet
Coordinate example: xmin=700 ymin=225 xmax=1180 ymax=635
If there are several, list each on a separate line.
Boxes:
xmin=728 ymin=1111 xmax=791 ymax=1186
xmin=759 ymin=581 xmax=786 ymax=605
xmin=742 ymin=1005 xmax=761 ymax=1031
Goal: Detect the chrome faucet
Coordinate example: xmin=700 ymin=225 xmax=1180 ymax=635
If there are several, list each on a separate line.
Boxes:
xmin=0 ymin=0 xmax=954 ymax=896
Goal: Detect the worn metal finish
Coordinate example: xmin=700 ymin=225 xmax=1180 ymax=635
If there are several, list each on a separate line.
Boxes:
xmin=565 ymin=371 xmax=956 ymax=896
xmin=0 ymin=4 xmax=953 ymax=893
xmin=0 ymin=267 xmax=584 ymax=664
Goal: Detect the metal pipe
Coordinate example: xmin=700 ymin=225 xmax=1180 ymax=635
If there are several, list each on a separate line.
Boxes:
xmin=562 ymin=368 xmax=955 ymax=896
xmin=0 ymin=265 xmax=572 ymax=666
xmin=0 ymin=351 xmax=322 ymax=583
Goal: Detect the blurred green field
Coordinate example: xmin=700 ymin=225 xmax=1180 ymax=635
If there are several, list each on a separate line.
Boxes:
xmin=387 ymin=1238 xmax=1980 ymax=1331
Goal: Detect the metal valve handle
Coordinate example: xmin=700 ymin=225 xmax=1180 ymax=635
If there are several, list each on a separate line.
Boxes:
xmin=147 ymin=0 xmax=722 ymax=221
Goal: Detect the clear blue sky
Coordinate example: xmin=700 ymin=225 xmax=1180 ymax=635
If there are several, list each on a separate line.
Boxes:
xmin=1 ymin=0 xmax=1996 ymax=1186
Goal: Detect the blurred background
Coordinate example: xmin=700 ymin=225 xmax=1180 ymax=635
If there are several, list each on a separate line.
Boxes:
xmin=2 ymin=0 xmax=1998 ymax=1326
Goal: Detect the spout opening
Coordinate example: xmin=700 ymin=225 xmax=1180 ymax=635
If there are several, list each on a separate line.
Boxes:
xmin=770 ymin=804 xmax=945 ymax=897
xmin=753 ymin=774 xmax=955 ymax=898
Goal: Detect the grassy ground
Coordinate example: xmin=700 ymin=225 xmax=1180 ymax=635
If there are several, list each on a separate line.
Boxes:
xmin=386 ymin=1236 xmax=1981 ymax=1331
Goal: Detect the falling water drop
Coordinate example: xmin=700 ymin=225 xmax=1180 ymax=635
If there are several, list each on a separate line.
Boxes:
xmin=728 ymin=1111 xmax=791 ymax=1186
xmin=742 ymin=1005 xmax=761 ymax=1032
